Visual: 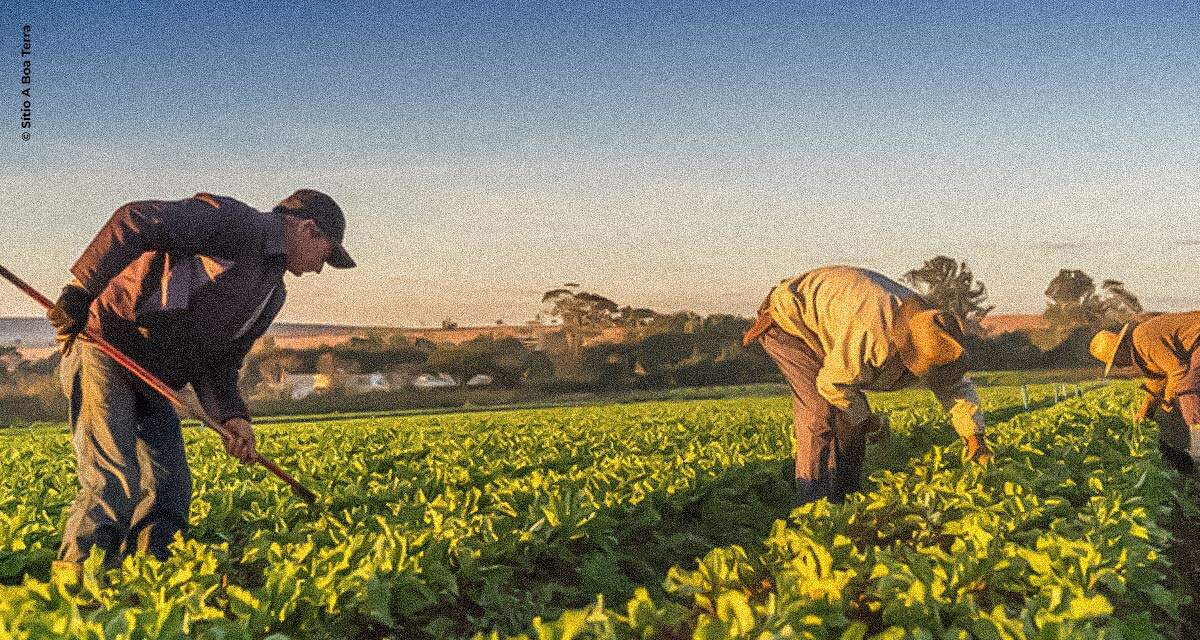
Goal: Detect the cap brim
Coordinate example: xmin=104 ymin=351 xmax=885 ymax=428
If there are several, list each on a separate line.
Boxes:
xmin=1103 ymin=323 xmax=1131 ymax=377
xmin=326 ymin=242 xmax=356 ymax=269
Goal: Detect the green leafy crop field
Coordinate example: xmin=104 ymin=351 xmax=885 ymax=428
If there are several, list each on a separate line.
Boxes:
xmin=0 ymin=381 xmax=1192 ymax=639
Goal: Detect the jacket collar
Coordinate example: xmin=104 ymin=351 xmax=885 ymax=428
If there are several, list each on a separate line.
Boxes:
xmin=263 ymin=213 xmax=287 ymax=257
xmin=1129 ymin=329 xmax=1152 ymax=376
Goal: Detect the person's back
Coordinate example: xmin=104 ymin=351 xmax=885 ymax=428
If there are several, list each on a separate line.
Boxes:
xmin=767 ymin=265 xmax=918 ymax=363
xmin=72 ymin=194 xmax=288 ymax=400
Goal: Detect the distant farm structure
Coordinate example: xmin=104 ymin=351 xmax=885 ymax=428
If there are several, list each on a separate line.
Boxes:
xmin=265 ymin=322 xmax=627 ymax=352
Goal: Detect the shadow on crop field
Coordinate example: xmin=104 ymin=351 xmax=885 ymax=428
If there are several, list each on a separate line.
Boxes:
xmin=393 ymin=390 xmax=1085 ymax=638
xmin=1166 ymin=474 xmax=1200 ymax=639
xmin=388 ymin=457 xmax=801 ymax=639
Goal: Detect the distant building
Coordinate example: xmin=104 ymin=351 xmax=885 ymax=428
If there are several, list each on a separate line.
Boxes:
xmin=281 ymin=373 xmax=318 ymax=400
xmin=278 ymin=371 xmax=389 ymax=398
xmin=345 ymin=372 xmax=389 ymax=392
xmin=466 ymin=374 xmax=494 ymax=387
xmin=0 ymin=350 xmax=23 ymax=372
xmin=313 ymin=373 xmax=334 ymax=394
xmin=411 ymin=373 xmax=458 ymax=389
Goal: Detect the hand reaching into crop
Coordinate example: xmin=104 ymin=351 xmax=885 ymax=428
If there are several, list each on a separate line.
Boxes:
xmin=1133 ymin=393 xmax=1155 ymax=422
xmin=222 ymin=417 xmax=258 ymax=464
xmin=964 ymin=433 xmax=992 ymax=464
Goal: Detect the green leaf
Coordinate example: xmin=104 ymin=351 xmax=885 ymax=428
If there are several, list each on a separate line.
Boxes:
xmin=1066 ymin=594 xmax=1113 ymax=620
xmin=362 ymin=575 xmax=395 ymax=627
xmin=715 ymin=591 xmax=754 ymax=635
xmin=841 ymin=622 xmax=868 ymax=640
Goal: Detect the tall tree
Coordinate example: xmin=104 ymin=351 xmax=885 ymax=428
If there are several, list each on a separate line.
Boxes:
xmin=1097 ymin=279 xmax=1143 ymax=321
xmin=1044 ymin=269 xmax=1096 ymax=306
xmin=1038 ymin=269 xmax=1143 ymax=348
xmin=541 ymin=284 xmax=621 ymax=357
xmin=902 ymin=256 xmax=994 ymax=334
xmin=615 ymin=305 xmax=659 ymax=340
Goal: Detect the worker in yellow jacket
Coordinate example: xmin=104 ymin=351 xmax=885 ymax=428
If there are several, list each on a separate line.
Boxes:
xmin=1090 ymin=312 xmax=1200 ymax=474
xmin=744 ymin=265 xmax=992 ymax=505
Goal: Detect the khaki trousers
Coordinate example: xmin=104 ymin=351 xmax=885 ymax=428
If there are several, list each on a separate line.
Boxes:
xmin=759 ymin=326 xmax=865 ymax=504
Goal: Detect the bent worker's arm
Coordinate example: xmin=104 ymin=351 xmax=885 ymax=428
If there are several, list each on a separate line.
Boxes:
xmin=1161 ymin=349 xmax=1189 ymax=410
xmin=814 ymin=336 xmax=874 ymax=428
xmin=1173 ymin=347 xmax=1200 ymax=427
xmin=192 ymin=293 xmax=279 ymax=441
xmin=929 ymin=375 xmax=986 ymax=438
xmin=191 ymin=350 xmax=250 ymax=426
xmin=1133 ymin=390 xmax=1156 ymax=422
xmin=69 ymin=196 xmax=254 ymax=296
xmin=1142 ymin=377 xmax=1168 ymax=411
xmin=194 ymin=353 xmax=256 ymax=465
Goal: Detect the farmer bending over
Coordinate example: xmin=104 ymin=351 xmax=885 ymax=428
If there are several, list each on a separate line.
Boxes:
xmin=1090 ymin=313 xmax=1200 ymax=474
xmin=46 ymin=189 xmax=355 ymax=580
xmin=743 ymin=265 xmax=992 ymax=505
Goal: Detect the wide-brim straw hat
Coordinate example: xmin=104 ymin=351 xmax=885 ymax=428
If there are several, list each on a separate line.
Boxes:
xmin=893 ymin=298 xmax=966 ymax=378
xmin=1089 ymin=323 xmax=1131 ymax=377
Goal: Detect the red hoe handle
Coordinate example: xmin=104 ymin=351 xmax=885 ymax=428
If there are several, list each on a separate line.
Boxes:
xmin=0 ymin=263 xmax=318 ymax=505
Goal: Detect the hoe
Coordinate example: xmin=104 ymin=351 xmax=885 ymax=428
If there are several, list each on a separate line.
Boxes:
xmin=0 ymin=262 xmax=318 ymax=505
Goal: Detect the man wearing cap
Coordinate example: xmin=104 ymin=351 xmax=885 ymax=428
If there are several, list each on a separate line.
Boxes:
xmin=743 ymin=265 xmax=992 ymax=505
xmin=44 ymin=189 xmax=355 ymax=578
xmin=1090 ymin=312 xmax=1200 ymax=473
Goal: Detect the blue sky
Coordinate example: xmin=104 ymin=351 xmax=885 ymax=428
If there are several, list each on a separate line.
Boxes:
xmin=2 ymin=1 xmax=1198 ymax=326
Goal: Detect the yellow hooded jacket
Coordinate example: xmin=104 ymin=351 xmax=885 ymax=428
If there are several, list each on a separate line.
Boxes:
xmin=766 ymin=265 xmax=985 ymax=438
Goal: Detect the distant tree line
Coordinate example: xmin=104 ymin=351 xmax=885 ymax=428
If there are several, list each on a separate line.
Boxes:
xmin=242 ymin=308 xmax=776 ymax=396
xmin=0 ymin=347 xmax=65 ymax=426
xmin=243 ymin=331 xmax=556 ymax=392
xmin=902 ymin=257 xmax=1144 ymax=370
xmin=554 ymin=312 xmax=777 ymax=391
xmin=0 ymin=259 xmax=1154 ymax=426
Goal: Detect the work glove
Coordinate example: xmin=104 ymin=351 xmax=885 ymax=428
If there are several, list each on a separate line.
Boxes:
xmin=963 ymin=433 xmax=993 ymax=464
xmin=46 ymin=283 xmax=94 ymax=354
xmin=863 ymin=412 xmax=891 ymax=445
xmin=1135 ymin=385 xmax=1174 ymax=420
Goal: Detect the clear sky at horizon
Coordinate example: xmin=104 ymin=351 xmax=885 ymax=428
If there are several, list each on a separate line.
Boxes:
xmin=2 ymin=1 xmax=1198 ymax=326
